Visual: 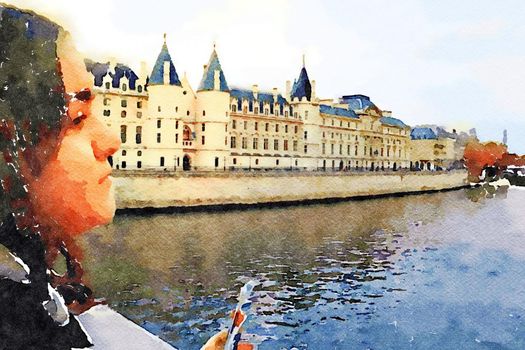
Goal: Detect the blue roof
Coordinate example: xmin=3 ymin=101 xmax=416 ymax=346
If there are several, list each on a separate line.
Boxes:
xmin=290 ymin=67 xmax=312 ymax=101
xmin=149 ymin=43 xmax=181 ymax=86
xmin=111 ymin=64 xmax=138 ymax=89
xmin=410 ymin=127 xmax=437 ymax=140
xmin=319 ymin=105 xmax=359 ymax=119
xmin=198 ymin=50 xmax=229 ymax=92
xmin=230 ymin=88 xmax=255 ymax=102
xmin=85 ymin=60 xmax=139 ymax=90
xmin=340 ymin=95 xmax=376 ymax=111
xmin=230 ymin=88 xmax=288 ymax=106
xmin=381 ymin=116 xmax=408 ymax=128
xmin=85 ymin=60 xmax=109 ymax=87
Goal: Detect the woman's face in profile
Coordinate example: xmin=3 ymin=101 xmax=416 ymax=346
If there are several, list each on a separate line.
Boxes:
xmin=26 ymin=33 xmax=120 ymax=236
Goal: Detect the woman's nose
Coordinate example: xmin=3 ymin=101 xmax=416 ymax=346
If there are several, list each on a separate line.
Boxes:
xmin=90 ymin=118 xmax=120 ymax=161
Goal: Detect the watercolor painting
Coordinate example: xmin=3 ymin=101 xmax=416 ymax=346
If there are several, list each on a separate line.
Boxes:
xmin=1 ymin=1 xmax=525 ymax=349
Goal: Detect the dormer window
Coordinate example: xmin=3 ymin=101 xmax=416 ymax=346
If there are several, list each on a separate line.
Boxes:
xmin=122 ymin=83 xmax=127 ymax=91
xmin=105 ymin=82 xmax=110 ymax=89
xmin=137 ymin=85 xmax=143 ymax=93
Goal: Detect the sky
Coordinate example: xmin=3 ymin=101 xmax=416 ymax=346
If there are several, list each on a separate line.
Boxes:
xmin=6 ymin=0 xmax=525 ymax=153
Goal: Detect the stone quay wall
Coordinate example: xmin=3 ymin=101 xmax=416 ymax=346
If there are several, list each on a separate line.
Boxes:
xmin=112 ymin=170 xmax=468 ymax=209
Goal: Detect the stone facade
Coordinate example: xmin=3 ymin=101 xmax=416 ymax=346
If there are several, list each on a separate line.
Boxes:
xmin=410 ymin=127 xmax=457 ymax=170
xmin=87 ymin=38 xmax=427 ymax=172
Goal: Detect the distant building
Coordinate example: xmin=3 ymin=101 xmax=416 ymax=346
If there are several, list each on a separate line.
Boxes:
xmin=410 ymin=127 xmax=457 ymax=170
xmin=87 ymin=38 xmax=419 ymax=172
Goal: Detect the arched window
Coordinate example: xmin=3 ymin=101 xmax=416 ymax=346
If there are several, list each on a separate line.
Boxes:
xmin=160 ymin=157 xmax=165 ymax=167
xmin=137 ymin=85 xmax=142 ymax=93
xmin=183 ymin=126 xmax=192 ymax=140
xmin=121 ymin=110 xmax=126 ymax=118
xmin=122 ymin=83 xmax=127 ymax=91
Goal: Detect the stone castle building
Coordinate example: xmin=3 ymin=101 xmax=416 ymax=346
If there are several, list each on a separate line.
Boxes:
xmin=86 ymin=37 xmax=425 ymax=172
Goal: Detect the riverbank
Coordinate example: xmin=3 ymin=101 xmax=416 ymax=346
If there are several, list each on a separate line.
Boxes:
xmin=111 ymin=170 xmax=468 ymax=210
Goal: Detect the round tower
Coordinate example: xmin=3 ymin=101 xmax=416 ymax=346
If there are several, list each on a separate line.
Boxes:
xmin=194 ymin=46 xmax=231 ymax=171
xmin=145 ymin=35 xmax=195 ymax=170
xmin=289 ymin=57 xmax=321 ymax=170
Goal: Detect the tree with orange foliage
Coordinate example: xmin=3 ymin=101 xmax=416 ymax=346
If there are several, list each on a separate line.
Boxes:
xmin=463 ymin=141 xmax=507 ymax=181
xmin=496 ymin=153 xmax=525 ymax=169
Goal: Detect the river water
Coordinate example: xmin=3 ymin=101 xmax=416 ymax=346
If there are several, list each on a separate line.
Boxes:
xmin=81 ymin=186 xmax=525 ymax=349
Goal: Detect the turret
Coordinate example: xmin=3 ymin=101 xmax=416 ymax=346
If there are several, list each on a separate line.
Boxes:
xmin=195 ymin=45 xmax=231 ymax=170
xmin=144 ymin=34 xmax=193 ymax=171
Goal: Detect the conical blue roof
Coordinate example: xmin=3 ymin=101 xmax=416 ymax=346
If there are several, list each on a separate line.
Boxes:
xmin=290 ymin=67 xmax=311 ymax=101
xmin=198 ymin=49 xmax=229 ymax=92
xmin=149 ymin=43 xmax=181 ymax=86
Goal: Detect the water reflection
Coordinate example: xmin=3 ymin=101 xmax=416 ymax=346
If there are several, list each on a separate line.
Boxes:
xmin=80 ymin=189 xmax=523 ymax=349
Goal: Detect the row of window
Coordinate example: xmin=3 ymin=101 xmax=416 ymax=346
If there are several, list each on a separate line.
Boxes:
xmin=103 ymin=110 xmax=143 ymax=118
xmin=103 ymin=82 xmax=144 ymax=93
xmin=230 ymin=136 xmax=302 ymax=152
xmin=231 ymin=102 xmax=306 ymax=120
xmin=104 ymin=99 xmax=143 ymax=109
xmin=231 ymin=119 xmax=301 ymax=134
xmin=320 ymin=131 xmax=405 ymax=145
xmin=321 ymin=143 xmax=406 ymax=158
xmin=120 ymin=125 xmax=200 ymax=146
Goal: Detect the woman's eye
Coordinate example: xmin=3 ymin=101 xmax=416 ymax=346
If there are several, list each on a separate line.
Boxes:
xmin=72 ymin=115 xmax=86 ymax=125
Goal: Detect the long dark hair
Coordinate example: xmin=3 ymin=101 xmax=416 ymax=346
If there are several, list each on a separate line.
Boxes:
xmin=0 ymin=5 xmax=95 ymax=312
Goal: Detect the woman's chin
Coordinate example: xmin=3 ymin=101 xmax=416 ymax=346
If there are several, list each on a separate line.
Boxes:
xmin=97 ymin=192 xmax=117 ymax=225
